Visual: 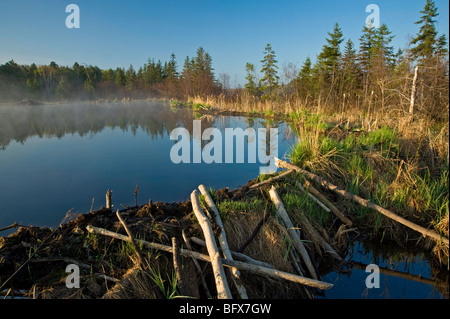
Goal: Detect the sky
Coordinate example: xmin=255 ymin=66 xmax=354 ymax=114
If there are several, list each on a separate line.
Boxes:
xmin=0 ymin=0 xmax=448 ymax=87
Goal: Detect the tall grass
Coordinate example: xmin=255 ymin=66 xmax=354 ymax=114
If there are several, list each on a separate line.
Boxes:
xmin=288 ymin=111 xmax=449 ymax=244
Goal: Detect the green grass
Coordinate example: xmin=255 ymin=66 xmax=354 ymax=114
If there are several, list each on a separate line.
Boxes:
xmin=281 ymin=190 xmax=331 ymax=226
xmin=216 ymin=198 xmax=267 ymax=219
xmin=170 ymin=99 xmax=211 ymax=111
xmin=147 ymin=264 xmax=179 ymax=299
xmin=264 ymin=109 xmax=275 ymax=118
xmin=288 ymin=112 xmax=448 ymax=239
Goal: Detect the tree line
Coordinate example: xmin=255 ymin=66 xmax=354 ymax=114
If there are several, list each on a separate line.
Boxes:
xmin=0 ymin=0 xmax=448 ymax=121
xmin=0 ymin=47 xmax=218 ymax=101
xmin=244 ymin=0 xmax=448 ymax=120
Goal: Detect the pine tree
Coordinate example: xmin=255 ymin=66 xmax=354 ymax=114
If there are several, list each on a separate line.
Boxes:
xmin=373 ymin=24 xmax=395 ymax=67
xmin=296 ymin=57 xmax=313 ymax=98
xmin=435 ymin=34 xmax=449 ymax=57
xmin=114 ymin=67 xmax=126 ymax=87
xmin=192 ymin=47 xmax=216 ymax=95
xmin=317 ymin=23 xmax=344 ymax=83
xmin=259 ymin=43 xmax=279 ymax=97
xmin=340 ymin=39 xmax=360 ymax=93
xmin=125 ymin=65 xmax=136 ymax=90
xmin=244 ymin=62 xmax=258 ymax=96
xmin=163 ymin=53 xmax=178 ymax=80
xmin=358 ymin=25 xmax=377 ymax=74
xmin=410 ymin=0 xmax=439 ymax=62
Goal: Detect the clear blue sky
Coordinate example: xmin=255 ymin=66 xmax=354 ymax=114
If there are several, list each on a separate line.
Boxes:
xmin=0 ymin=0 xmax=448 ymax=86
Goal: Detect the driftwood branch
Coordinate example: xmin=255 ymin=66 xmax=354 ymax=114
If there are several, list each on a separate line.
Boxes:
xmin=296 ymin=211 xmax=343 ymax=263
xmin=0 ymin=222 xmax=19 ymax=233
xmin=182 ymin=230 xmax=212 ymax=299
xmin=191 ymin=189 xmax=233 ymax=299
xmin=86 ymin=225 xmax=333 ymax=290
xmin=198 ymin=184 xmax=248 ymax=299
xmin=237 ymin=203 xmax=270 ymax=253
xmin=116 ymin=210 xmax=145 ymax=269
xmin=116 ymin=210 xmax=164 ymax=299
xmin=269 ymin=186 xmax=318 ymax=280
xmin=106 ymin=189 xmax=112 ymax=209
xmin=172 ymin=237 xmax=187 ymax=297
xmin=303 ymin=181 xmax=353 ymax=227
xmin=249 ymin=170 xmax=295 ymax=189
xmin=296 ymin=182 xmax=331 ymax=213
xmin=189 ymin=236 xmax=276 ymax=270
xmin=275 ymin=158 xmax=449 ymax=246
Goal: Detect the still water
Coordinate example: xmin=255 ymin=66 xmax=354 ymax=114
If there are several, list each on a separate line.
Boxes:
xmin=0 ymin=101 xmax=446 ymax=299
xmin=0 ymin=101 xmax=295 ymax=229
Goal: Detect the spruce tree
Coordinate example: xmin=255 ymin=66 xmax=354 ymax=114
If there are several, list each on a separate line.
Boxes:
xmin=259 ymin=43 xmax=279 ymax=97
xmin=296 ymin=57 xmax=313 ymax=98
xmin=410 ymin=0 xmax=439 ymax=62
xmin=244 ymin=62 xmax=258 ymax=96
xmin=125 ymin=65 xmax=136 ymax=90
xmin=358 ymin=25 xmax=377 ymax=74
xmin=317 ymin=23 xmax=344 ymax=82
xmin=373 ymin=24 xmax=395 ymax=67
xmin=340 ymin=39 xmax=360 ymax=93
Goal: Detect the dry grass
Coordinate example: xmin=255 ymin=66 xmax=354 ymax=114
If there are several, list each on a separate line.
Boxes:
xmin=222 ymin=208 xmax=311 ymax=298
xmin=102 ymin=267 xmax=157 ymax=299
xmin=223 ymin=210 xmax=293 ymax=273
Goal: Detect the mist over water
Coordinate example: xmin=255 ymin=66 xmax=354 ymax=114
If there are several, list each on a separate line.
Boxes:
xmin=0 ymin=100 xmax=296 ymax=229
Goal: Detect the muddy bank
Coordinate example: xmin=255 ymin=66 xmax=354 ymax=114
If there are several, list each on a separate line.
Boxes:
xmin=0 ymin=178 xmax=326 ymax=299
xmin=1 ymin=173 xmax=447 ymax=299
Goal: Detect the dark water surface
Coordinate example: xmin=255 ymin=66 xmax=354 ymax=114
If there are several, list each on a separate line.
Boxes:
xmin=0 ymin=101 xmax=295 ymax=229
xmin=0 ymin=101 xmax=446 ymax=299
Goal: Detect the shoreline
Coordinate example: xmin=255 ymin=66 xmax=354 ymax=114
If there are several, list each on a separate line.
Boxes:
xmin=1 ymin=170 xmax=448 ymax=299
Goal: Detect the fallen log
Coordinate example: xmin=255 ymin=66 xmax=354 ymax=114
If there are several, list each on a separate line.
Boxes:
xmin=269 ymin=186 xmax=319 ymax=280
xmin=296 ymin=211 xmax=343 ymax=263
xmin=191 ymin=189 xmax=233 ymax=299
xmin=86 ymin=225 xmax=333 ymax=290
xmin=296 ymin=182 xmax=331 ymax=213
xmin=181 ymin=230 xmax=213 ymax=299
xmin=275 ymin=158 xmax=449 ymax=246
xmin=116 ymin=210 xmax=145 ymax=269
xmin=172 ymin=237 xmax=187 ymax=297
xmin=116 ymin=210 xmax=164 ymax=299
xmin=237 ymin=203 xmax=270 ymax=253
xmin=303 ymin=181 xmax=353 ymax=227
xmin=0 ymin=222 xmax=20 ymax=233
xmin=198 ymin=184 xmax=248 ymax=299
xmin=249 ymin=170 xmax=295 ymax=189
xmin=189 ymin=236 xmax=276 ymax=270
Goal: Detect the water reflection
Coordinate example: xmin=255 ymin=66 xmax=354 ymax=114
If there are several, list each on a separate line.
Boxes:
xmin=0 ymin=101 xmax=197 ymax=149
xmin=0 ymin=101 xmax=296 ymax=230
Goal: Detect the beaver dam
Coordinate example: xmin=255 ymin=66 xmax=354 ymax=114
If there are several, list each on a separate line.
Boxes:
xmin=1 ymin=158 xmax=448 ymax=299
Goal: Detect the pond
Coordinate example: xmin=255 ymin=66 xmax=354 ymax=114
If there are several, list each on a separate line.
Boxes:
xmin=0 ymin=100 xmax=446 ymax=299
xmin=0 ymin=101 xmax=295 ymax=230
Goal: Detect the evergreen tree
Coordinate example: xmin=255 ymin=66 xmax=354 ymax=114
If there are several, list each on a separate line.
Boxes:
xmin=435 ymin=34 xmax=449 ymax=57
xmin=340 ymin=39 xmax=360 ymax=93
xmin=259 ymin=43 xmax=279 ymax=97
xmin=296 ymin=57 xmax=313 ymax=98
xmin=373 ymin=24 xmax=395 ymax=67
xmin=410 ymin=0 xmax=439 ymax=62
xmin=317 ymin=23 xmax=344 ymax=80
xmin=125 ymin=65 xmax=137 ymax=90
xmin=358 ymin=25 xmax=377 ymax=74
xmin=163 ymin=53 xmax=178 ymax=80
xmin=244 ymin=62 xmax=258 ymax=96
xmin=114 ymin=67 xmax=126 ymax=87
